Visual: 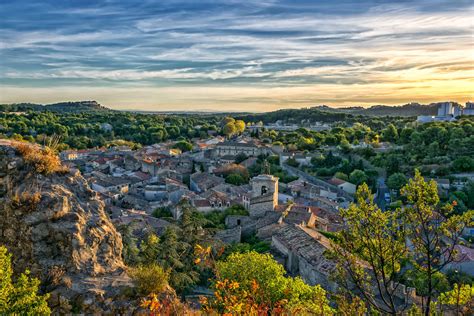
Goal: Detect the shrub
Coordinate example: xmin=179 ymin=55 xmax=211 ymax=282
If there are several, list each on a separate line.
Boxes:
xmin=14 ymin=143 xmax=66 ymax=175
xmin=129 ymin=263 xmax=170 ymax=296
xmin=152 ymin=207 xmax=173 ymax=218
xmin=0 ymin=246 xmax=50 ymax=315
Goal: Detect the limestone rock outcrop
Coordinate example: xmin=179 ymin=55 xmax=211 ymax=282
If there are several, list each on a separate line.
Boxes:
xmin=0 ymin=141 xmax=133 ymax=314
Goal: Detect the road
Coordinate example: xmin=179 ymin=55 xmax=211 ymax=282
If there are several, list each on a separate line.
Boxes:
xmin=375 ymin=177 xmax=389 ymax=210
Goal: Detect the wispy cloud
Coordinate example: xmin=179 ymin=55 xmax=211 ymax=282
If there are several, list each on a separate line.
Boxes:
xmin=0 ymin=0 xmax=473 ymax=110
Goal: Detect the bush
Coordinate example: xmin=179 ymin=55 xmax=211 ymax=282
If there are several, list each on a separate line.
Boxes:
xmin=334 ymin=172 xmax=348 ymax=181
xmin=129 ymin=263 xmax=170 ymax=296
xmin=173 ymin=140 xmax=193 ymax=152
xmin=286 ymin=157 xmax=300 ymax=167
xmin=204 ymin=205 xmax=249 ymax=229
xmin=225 ymin=173 xmax=246 ymax=185
xmin=0 ymin=246 xmax=50 ymax=315
xmin=14 ymin=143 xmax=66 ymax=175
xmin=152 ymin=207 xmax=173 ymax=218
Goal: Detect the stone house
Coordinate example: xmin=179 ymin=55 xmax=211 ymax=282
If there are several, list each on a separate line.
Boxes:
xmin=214 ymin=141 xmax=267 ymax=157
xmin=271 ymin=224 xmax=337 ymax=291
xmin=280 ymin=152 xmax=313 ymax=166
xmin=91 ymin=176 xmax=130 ymax=194
xmin=207 ymin=183 xmax=251 ymax=209
xmin=280 ymin=204 xmax=317 ymax=228
xmin=190 ymin=172 xmax=225 ymax=193
xmin=327 ymin=177 xmax=356 ymax=195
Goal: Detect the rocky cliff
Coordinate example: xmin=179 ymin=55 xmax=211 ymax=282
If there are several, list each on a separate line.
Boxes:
xmin=0 ymin=140 xmax=132 ymax=314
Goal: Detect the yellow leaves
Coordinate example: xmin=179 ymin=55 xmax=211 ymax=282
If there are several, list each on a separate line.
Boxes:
xmin=229 ymin=281 xmax=240 ymax=290
xmin=194 ymin=244 xmax=211 ymax=257
xmin=250 ymin=279 xmax=259 ymax=293
xmin=141 ymin=293 xmax=161 ymax=313
xmin=193 ymin=243 xmax=213 ymax=268
xmin=439 ymin=284 xmax=474 ymax=307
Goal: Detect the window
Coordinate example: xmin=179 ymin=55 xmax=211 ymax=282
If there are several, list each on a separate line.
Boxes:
xmin=237 ymin=219 xmax=241 ymax=225
xmin=261 ymin=185 xmax=268 ymax=195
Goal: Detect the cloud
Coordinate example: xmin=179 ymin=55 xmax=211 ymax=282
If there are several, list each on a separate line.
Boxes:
xmin=0 ymin=0 xmax=473 ymax=110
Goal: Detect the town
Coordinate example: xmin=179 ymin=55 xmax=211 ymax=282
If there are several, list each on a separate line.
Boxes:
xmin=43 ymin=100 xmax=473 ymax=302
xmin=2 ymin=0 xmax=474 ymax=313
xmin=1 ymin=99 xmax=473 ymax=314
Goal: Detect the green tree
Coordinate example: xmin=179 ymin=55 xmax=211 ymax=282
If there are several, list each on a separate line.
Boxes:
xmin=438 ymin=284 xmax=473 ymax=315
xmin=129 ymin=263 xmax=170 ymax=296
xmin=349 ymin=169 xmax=368 ymax=186
xmin=173 ymin=140 xmax=193 ymax=152
xmin=222 ymin=117 xmax=235 ymax=126
xmin=339 ymin=138 xmax=351 ymax=153
xmin=234 ymin=152 xmax=248 ymax=164
xmin=387 ymin=172 xmax=407 ymax=191
xmin=382 ymin=123 xmax=399 ymax=142
xmin=139 ymin=233 xmax=160 ymax=265
xmin=463 ymin=181 xmax=474 ymax=209
xmin=452 ymin=156 xmax=474 ymax=172
xmin=225 ymin=173 xmax=246 ymax=185
xmin=214 ymin=251 xmax=334 ymax=314
xmin=0 ymin=246 xmax=50 ymax=315
xmin=118 ymin=224 xmax=140 ymax=266
xmin=156 ymin=226 xmax=197 ymax=293
xmin=286 ymin=157 xmax=300 ymax=168
xmin=334 ymin=171 xmax=349 ymax=181
xmin=400 ymin=170 xmax=473 ymax=315
xmin=328 ymin=184 xmax=408 ymax=314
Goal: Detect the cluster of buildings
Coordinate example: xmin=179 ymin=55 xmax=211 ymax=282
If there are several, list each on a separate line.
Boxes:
xmin=59 ymin=129 xmax=474 ymax=290
xmin=417 ymin=101 xmax=474 ymax=123
xmin=59 ymin=134 xmax=357 ymax=289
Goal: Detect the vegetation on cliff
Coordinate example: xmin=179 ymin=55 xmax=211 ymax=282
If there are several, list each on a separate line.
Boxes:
xmin=0 ymin=246 xmax=50 ymax=315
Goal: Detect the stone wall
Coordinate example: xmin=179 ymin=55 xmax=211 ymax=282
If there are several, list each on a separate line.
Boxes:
xmin=214 ymin=226 xmax=242 ymax=244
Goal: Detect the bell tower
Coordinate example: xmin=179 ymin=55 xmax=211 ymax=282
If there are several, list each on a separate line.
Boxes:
xmin=249 ymin=173 xmax=278 ymax=217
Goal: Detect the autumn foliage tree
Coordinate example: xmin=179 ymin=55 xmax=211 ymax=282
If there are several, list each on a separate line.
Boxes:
xmin=197 ymin=250 xmax=334 ymax=315
xmin=222 ymin=117 xmax=245 ymax=138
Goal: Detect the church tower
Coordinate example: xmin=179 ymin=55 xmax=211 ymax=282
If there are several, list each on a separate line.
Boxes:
xmin=249 ymin=165 xmax=279 ymax=218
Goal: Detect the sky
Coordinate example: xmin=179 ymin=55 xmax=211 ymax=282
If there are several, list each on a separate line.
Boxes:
xmin=0 ymin=0 xmax=473 ymax=112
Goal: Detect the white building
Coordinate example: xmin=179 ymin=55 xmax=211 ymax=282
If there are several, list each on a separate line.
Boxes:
xmin=437 ymin=102 xmax=454 ymax=116
xmin=327 ymin=177 xmax=357 ymax=195
xmin=464 ymin=102 xmax=474 ymax=116
xmin=417 ymin=102 xmax=463 ymax=123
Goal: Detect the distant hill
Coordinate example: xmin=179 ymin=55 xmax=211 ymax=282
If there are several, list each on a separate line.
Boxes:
xmin=0 ymin=101 xmax=110 ymax=113
xmin=237 ymin=102 xmax=454 ymax=124
xmin=312 ymin=103 xmax=440 ymax=117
